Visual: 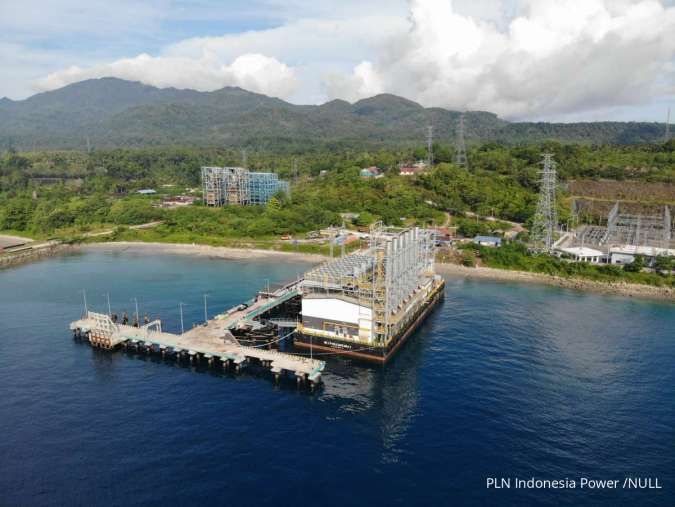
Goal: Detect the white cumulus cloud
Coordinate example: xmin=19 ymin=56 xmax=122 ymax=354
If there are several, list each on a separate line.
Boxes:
xmin=323 ymin=0 xmax=675 ymax=119
xmin=20 ymin=0 xmax=675 ymax=120
xmin=34 ymin=52 xmax=299 ymax=99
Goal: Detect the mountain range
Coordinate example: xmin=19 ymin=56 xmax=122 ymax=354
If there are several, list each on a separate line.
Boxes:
xmin=0 ymin=78 xmax=668 ymax=151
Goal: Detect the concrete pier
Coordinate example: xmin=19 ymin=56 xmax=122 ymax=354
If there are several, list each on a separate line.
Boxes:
xmin=70 ymin=311 xmax=324 ymax=388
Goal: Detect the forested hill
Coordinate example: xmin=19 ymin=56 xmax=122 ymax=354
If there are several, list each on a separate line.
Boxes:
xmin=0 ymin=78 xmax=668 ymax=150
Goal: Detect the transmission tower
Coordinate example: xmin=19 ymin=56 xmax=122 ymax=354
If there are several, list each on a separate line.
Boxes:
xmin=426 ymin=125 xmax=434 ymax=167
xmin=665 ymin=107 xmax=671 ymax=143
xmin=530 ymin=153 xmax=558 ymax=252
xmin=454 ymin=113 xmax=468 ymax=169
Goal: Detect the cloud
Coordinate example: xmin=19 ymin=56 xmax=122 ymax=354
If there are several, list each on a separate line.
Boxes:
xmin=34 ymin=52 xmax=300 ymax=99
xmin=29 ymin=11 xmax=406 ymax=104
xmin=11 ymin=0 xmax=675 ymax=120
xmin=323 ymin=0 xmax=675 ymax=119
xmin=322 ymin=62 xmax=386 ymax=103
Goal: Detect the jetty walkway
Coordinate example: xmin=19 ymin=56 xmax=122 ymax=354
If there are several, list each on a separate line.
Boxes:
xmin=70 ymin=311 xmax=324 ymax=388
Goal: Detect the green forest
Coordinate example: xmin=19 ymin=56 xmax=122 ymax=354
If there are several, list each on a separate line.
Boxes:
xmin=1 ymin=140 xmax=673 ymax=286
xmin=1 ymin=140 xmax=673 ymax=238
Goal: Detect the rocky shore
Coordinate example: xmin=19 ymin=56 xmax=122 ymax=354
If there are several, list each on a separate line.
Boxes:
xmin=436 ymin=263 xmax=674 ymax=302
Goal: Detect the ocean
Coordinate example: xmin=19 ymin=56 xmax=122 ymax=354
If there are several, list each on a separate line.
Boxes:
xmin=0 ymin=250 xmax=673 ymax=506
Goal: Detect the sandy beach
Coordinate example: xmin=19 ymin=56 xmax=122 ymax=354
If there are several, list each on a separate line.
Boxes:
xmin=79 ymin=241 xmax=327 ymax=263
xmin=8 ymin=240 xmax=671 ymax=302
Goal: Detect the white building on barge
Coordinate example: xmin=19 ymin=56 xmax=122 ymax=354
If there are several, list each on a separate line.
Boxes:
xmin=295 ymin=223 xmax=445 ymax=363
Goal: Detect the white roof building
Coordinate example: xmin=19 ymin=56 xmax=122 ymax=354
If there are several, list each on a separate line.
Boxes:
xmin=608 ymin=245 xmax=675 ymax=265
xmin=608 ymin=245 xmax=675 ymax=257
xmin=555 ymin=246 xmax=605 ymax=263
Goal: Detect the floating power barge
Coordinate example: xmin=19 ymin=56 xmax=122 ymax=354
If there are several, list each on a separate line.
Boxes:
xmin=69 ymin=224 xmax=444 ymax=384
xmin=294 ymin=223 xmax=445 ymax=363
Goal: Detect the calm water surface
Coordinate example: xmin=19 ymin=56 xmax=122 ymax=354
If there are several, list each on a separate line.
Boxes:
xmin=0 ymin=251 xmax=673 ymax=506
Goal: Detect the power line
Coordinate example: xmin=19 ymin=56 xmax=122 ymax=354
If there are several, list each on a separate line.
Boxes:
xmin=426 ymin=125 xmax=434 ymax=167
xmin=665 ymin=107 xmax=671 ymax=143
xmin=454 ymin=112 xmax=468 ymax=169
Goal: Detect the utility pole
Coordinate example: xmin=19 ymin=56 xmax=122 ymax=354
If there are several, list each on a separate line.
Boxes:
xmin=454 ymin=112 xmax=468 ymax=169
xmin=132 ymin=297 xmax=139 ymax=326
xmin=105 ymin=292 xmax=111 ymax=316
xmin=241 ymin=148 xmax=248 ymax=169
xmin=81 ymin=289 xmax=88 ymax=316
xmin=203 ymin=294 xmax=209 ymax=324
xmin=179 ymin=302 xmax=185 ymax=335
xmin=665 ymin=107 xmax=671 ymax=143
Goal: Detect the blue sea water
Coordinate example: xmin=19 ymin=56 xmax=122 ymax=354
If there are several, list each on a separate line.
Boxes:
xmin=0 ymin=250 xmax=674 ymax=507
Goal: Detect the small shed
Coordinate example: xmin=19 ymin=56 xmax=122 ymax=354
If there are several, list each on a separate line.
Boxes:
xmin=399 ymin=166 xmax=424 ymax=176
xmin=360 ymin=167 xmax=381 ymax=178
xmin=473 ymin=235 xmax=502 ymax=247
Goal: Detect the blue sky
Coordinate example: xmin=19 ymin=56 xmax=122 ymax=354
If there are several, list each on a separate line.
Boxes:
xmin=1 ymin=0 xmax=674 ymax=122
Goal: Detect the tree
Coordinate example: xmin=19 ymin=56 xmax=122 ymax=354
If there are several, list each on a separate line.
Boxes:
xmin=623 ymin=254 xmax=645 ymax=272
xmin=108 ymin=199 xmax=163 ymax=225
xmin=266 ymin=196 xmax=281 ymax=212
xmin=0 ymin=198 xmax=33 ymax=231
xmin=461 ymin=251 xmax=476 ymax=267
xmin=355 ymin=211 xmax=376 ymax=227
xmin=654 ymin=255 xmax=673 ymax=275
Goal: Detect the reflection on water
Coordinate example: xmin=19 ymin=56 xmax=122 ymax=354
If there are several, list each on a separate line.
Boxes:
xmin=317 ymin=303 xmax=443 ymax=462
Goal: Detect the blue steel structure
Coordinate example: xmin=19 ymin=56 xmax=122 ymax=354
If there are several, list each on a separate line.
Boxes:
xmin=202 ymin=166 xmax=289 ymax=206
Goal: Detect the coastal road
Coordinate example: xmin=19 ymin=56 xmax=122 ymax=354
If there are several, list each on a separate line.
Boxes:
xmin=0 ymin=234 xmax=34 ymax=249
xmin=82 ymin=221 xmax=164 ymax=238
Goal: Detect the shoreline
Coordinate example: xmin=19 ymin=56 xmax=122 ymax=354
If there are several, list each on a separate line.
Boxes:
xmin=436 ymin=263 xmax=674 ymax=302
xmin=84 ymin=241 xmax=674 ymax=302
xmin=0 ymin=233 xmax=35 ymax=247
xmin=6 ymin=240 xmax=673 ymax=302
xmin=77 ymin=241 xmax=327 ymax=263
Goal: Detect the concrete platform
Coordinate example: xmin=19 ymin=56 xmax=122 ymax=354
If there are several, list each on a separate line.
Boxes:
xmin=70 ymin=311 xmax=324 ymax=383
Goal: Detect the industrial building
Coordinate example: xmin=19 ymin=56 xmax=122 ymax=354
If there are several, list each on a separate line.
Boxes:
xmin=201 ymin=166 xmax=289 ymax=206
xmin=554 ymin=246 xmax=604 ymax=263
xmin=556 ymin=203 xmax=674 ymax=266
xmin=295 ymin=223 xmax=445 ymax=362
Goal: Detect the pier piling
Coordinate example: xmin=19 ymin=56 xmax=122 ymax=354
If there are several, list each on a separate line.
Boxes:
xmin=70 ymin=311 xmax=325 ymax=389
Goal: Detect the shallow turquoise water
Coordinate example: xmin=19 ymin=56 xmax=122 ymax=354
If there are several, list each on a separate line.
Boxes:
xmin=0 ymin=251 xmax=673 ymax=506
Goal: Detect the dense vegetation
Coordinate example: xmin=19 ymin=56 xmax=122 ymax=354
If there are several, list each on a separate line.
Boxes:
xmin=1 ymin=140 xmax=673 ymax=287
xmin=1 ymin=78 xmax=672 ymax=150
xmin=2 ymin=140 xmax=673 ymax=238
